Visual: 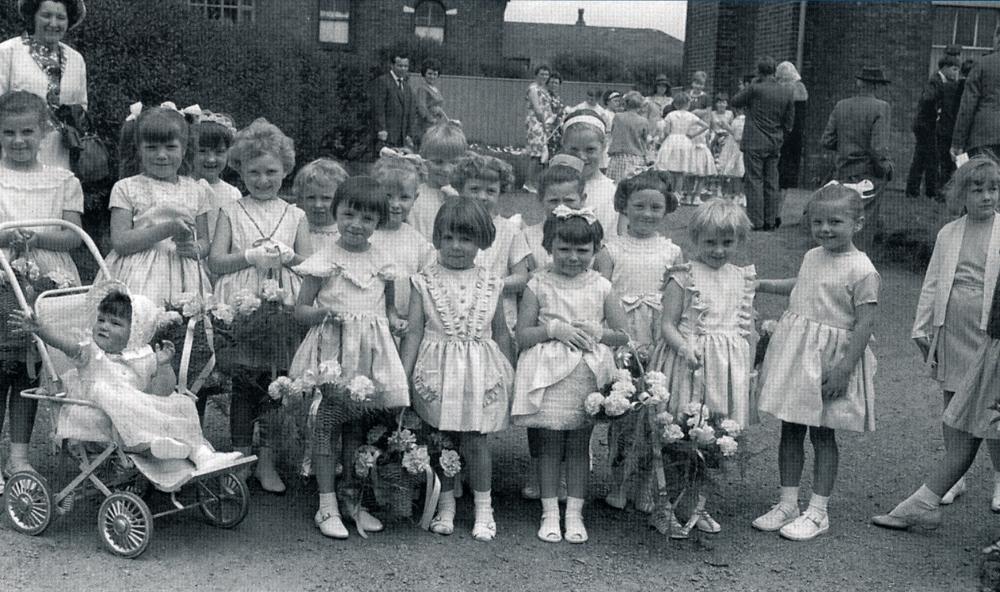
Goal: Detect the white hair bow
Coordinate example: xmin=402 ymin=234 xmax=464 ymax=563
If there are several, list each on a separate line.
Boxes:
xmin=824 ymin=179 xmax=876 ymax=200
xmin=380 ymin=146 xmax=424 ymax=163
xmin=124 ymin=102 xmax=205 ymax=122
xmin=552 ymin=205 xmax=598 ymax=224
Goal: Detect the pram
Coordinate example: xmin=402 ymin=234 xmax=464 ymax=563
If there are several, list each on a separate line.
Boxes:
xmin=0 ymin=219 xmax=255 ymax=558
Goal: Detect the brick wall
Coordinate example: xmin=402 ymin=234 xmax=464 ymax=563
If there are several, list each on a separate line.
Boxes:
xmin=799 ymin=1 xmax=933 ymax=189
xmin=683 ymin=1 xmax=720 ymax=88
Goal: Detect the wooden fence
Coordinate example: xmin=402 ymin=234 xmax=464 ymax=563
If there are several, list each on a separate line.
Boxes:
xmin=436 ymin=75 xmax=636 ymax=147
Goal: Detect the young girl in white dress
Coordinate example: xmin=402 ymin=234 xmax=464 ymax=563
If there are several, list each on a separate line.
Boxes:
xmin=0 ymin=91 xmax=83 ymax=477
xmin=687 ymin=108 xmax=718 ymax=203
xmin=559 ymin=110 xmax=625 ymax=237
xmin=209 ymin=118 xmax=310 ymax=495
xmin=105 ymin=106 xmax=213 ymax=307
xmin=290 ymin=177 xmax=410 ymax=540
xmin=513 ymin=207 xmax=629 ymax=544
xmin=372 ymin=152 xmax=435 ymax=326
xmin=400 ymin=198 xmax=515 ymax=541
xmin=409 ymin=122 xmax=465 ymax=241
xmin=754 ymin=183 xmax=879 ymax=542
xmin=292 ymin=158 xmax=348 ymax=256
xmin=524 ymin=155 xmax=587 ymax=274
xmin=190 ymin=111 xmax=241 ymax=242
xmin=651 ymin=198 xmax=756 ymax=534
xmin=655 ymin=93 xmax=708 ymax=204
xmin=10 ymin=287 xmax=243 ymax=488
xmin=717 ymin=108 xmax=746 ymax=204
xmin=451 ymin=153 xmax=531 ymax=334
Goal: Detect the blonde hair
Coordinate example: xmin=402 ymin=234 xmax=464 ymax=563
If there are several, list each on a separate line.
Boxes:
xmin=623 ymin=91 xmax=645 ymax=110
xmin=946 ymin=156 xmax=1000 ymax=216
xmin=228 ymin=118 xmax=295 ymax=173
xmin=450 ymin=152 xmax=515 ymax=193
xmin=292 ymin=158 xmax=348 ymax=200
xmin=372 ymin=153 xmax=427 ymax=189
xmin=804 ymin=183 xmax=864 ymax=222
xmin=689 ymin=198 xmax=752 ymax=243
xmin=419 ymin=121 xmax=467 ymax=160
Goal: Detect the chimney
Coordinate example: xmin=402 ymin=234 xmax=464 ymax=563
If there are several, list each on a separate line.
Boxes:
xmin=576 ymin=8 xmax=585 ymax=26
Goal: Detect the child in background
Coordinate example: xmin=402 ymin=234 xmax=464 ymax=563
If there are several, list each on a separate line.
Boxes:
xmin=0 ymin=91 xmax=84 ymax=478
xmin=655 ymin=93 xmax=707 ymax=205
xmin=513 ymin=208 xmax=629 ymax=544
xmin=209 ymin=118 xmax=310 ymax=495
xmin=754 ymin=183 xmax=879 ymax=541
xmin=606 ymin=91 xmax=650 ymax=183
xmin=524 ymin=155 xmax=587 ymax=274
xmin=687 ymin=71 xmax=710 ymax=112
xmin=291 ymin=177 xmax=410 ymax=539
xmin=293 ymin=158 xmax=348 ymax=255
xmin=687 ymin=107 xmax=718 ymax=204
xmin=717 ymin=107 xmax=746 ymax=205
xmin=371 ymin=152 xmax=435 ymax=325
xmin=650 ymin=198 xmax=756 ymax=535
xmin=105 ymin=106 xmax=213 ymax=306
xmin=560 ymin=110 xmax=625 ymax=237
xmin=401 ymin=198 xmax=515 ymax=541
xmin=451 ymin=153 xmax=531 ymax=333
xmin=409 ymin=122 xmax=465 ymax=241
xmin=190 ymin=111 xmax=241 ymax=242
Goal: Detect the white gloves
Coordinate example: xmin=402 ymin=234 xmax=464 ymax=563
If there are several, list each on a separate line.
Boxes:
xmin=244 ymin=244 xmax=282 ymax=269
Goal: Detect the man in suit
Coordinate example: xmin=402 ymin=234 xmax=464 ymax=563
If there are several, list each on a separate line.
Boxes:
xmin=731 ymin=57 xmax=795 ymax=230
xmin=820 ymin=66 xmax=894 ymax=252
xmin=906 ymin=56 xmax=960 ymax=201
xmin=952 ymin=24 xmax=1000 ymax=161
xmin=370 ymin=53 xmax=417 ymax=153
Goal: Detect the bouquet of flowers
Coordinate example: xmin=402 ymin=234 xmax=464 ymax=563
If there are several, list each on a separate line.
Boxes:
xmin=153 ymin=292 xmax=233 ymax=392
xmin=0 ymin=256 xmax=74 ymax=353
xmin=584 ymin=346 xmax=662 ymax=422
xmin=213 ymin=279 xmax=304 ymax=373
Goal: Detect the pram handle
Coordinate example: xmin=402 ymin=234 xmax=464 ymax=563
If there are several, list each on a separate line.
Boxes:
xmin=19 ymin=387 xmax=99 ymax=409
xmin=0 ymin=219 xmax=110 ymax=386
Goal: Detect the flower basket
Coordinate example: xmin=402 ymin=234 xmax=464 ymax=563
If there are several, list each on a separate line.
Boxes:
xmin=212 ymin=283 xmax=305 ymax=374
xmin=0 ymin=257 xmax=72 ymax=358
xmin=374 ymin=462 xmax=417 ymax=518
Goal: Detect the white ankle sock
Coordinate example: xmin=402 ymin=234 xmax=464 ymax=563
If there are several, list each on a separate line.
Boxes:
xmin=319 ymin=492 xmax=338 ymax=515
xmin=541 ymin=497 xmax=559 ymax=516
xmin=565 ymin=496 xmax=584 ymax=518
xmin=913 ymin=484 xmax=942 ymax=507
xmin=438 ymin=490 xmax=457 ymax=516
xmin=473 ymin=490 xmax=493 ymax=519
xmin=9 ymin=443 xmax=30 ymax=464
xmin=779 ymin=486 xmax=799 ymax=508
xmin=807 ymin=493 xmax=829 ymax=517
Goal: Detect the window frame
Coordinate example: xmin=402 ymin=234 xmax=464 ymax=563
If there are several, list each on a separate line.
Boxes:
xmin=413 ymin=0 xmax=446 ymax=43
xmin=931 ymin=1 xmax=999 ymax=51
xmin=188 ymin=0 xmax=255 ymax=25
xmin=318 ymin=0 xmax=352 ymax=48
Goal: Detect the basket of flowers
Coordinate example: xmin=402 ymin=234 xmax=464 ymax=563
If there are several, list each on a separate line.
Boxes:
xmin=213 ymin=279 xmax=305 ymax=374
xmin=153 ymin=292 xmax=232 ymax=393
xmin=0 ymin=255 xmax=74 ymax=357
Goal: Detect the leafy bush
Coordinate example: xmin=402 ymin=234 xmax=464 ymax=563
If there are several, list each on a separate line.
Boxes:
xmin=550 ymin=52 xmax=682 ymax=88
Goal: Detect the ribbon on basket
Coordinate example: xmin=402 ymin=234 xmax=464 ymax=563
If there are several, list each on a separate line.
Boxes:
xmin=177 ymin=225 xmax=216 ymax=395
xmin=418 ymin=463 xmax=442 ymax=531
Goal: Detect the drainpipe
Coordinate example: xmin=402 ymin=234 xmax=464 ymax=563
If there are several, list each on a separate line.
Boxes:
xmin=796 ymin=0 xmax=807 ymax=71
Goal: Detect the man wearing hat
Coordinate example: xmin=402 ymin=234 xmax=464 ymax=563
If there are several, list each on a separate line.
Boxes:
xmin=731 ymin=56 xmax=795 ymax=231
xmin=952 ymin=23 xmax=1000 ymax=161
xmin=0 ymin=0 xmax=88 ymax=170
xmin=906 ymin=55 xmax=960 ymax=201
xmin=821 ymin=66 xmax=894 ymax=252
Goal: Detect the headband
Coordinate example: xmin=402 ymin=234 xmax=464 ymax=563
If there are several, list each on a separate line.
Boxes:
xmin=198 ymin=110 xmax=238 ymax=135
xmin=547 ymin=154 xmax=585 ymax=172
xmin=552 ymin=204 xmax=598 ymax=225
xmin=562 ymin=113 xmax=607 ymax=134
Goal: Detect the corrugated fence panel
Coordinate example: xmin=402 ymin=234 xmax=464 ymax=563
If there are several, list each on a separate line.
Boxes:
xmin=437 ymin=75 xmax=635 ymax=147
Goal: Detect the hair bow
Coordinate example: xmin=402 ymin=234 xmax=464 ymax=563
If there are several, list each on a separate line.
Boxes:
xmin=380 ymin=146 xmax=425 ymax=163
xmin=552 ymin=205 xmax=598 ymax=224
xmin=124 ymin=101 xmax=204 ymax=122
xmin=823 ymin=179 xmax=876 ymax=199
xmin=199 ymin=110 xmax=237 ymax=135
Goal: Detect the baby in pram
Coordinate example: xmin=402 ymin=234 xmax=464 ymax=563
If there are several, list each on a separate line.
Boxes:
xmin=9 ymin=283 xmax=243 ymax=473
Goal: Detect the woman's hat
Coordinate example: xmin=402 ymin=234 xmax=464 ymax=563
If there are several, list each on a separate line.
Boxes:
xmin=654 ymin=74 xmax=671 ymax=86
xmin=19 ymin=0 xmax=86 ymax=30
xmin=855 ymin=66 xmax=890 ymax=84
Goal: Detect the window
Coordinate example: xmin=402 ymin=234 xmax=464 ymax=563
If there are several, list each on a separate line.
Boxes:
xmin=932 ymin=3 xmax=1000 ymax=49
xmin=414 ymin=1 xmax=445 ymax=43
xmin=189 ymin=0 xmax=254 ymax=24
xmin=319 ymin=0 xmax=350 ymax=45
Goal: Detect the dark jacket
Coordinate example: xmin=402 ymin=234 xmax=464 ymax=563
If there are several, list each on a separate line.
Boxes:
xmin=821 ymin=95 xmax=894 ymax=180
xmin=953 ymin=50 xmax=1000 ymax=151
xmin=731 ymin=77 xmax=795 ymax=152
xmin=369 ymin=72 xmax=417 ymax=148
xmin=913 ymin=72 xmax=948 ymax=136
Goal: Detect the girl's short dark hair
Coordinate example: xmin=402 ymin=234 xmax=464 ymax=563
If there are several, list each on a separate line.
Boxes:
xmin=191 ymin=120 xmax=235 ymax=152
xmin=541 ymin=214 xmax=604 ymax=253
xmin=713 ymin=92 xmax=729 ymax=106
xmin=613 ymin=169 xmax=679 ymax=214
xmin=0 ymin=91 xmax=49 ymax=129
xmin=98 ymin=291 xmax=132 ymax=322
xmin=118 ymin=107 xmax=191 ymax=178
xmin=332 ymin=176 xmax=389 ymax=227
xmin=538 ymin=162 xmax=585 ymax=201
xmin=804 ymin=182 xmax=864 ymax=222
xmin=432 ymin=197 xmax=496 ymax=250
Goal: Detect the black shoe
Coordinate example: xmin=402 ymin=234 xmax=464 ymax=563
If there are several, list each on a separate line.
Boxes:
xmin=774 ymin=217 xmax=782 ymax=229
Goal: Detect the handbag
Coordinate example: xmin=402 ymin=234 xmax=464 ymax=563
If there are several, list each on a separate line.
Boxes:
xmin=54 ymin=104 xmax=111 ymax=184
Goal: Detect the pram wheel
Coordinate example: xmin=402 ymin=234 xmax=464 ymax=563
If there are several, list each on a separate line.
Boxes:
xmin=197 ymin=472 xmax=249 ymax=529
xmin=4 ymin=471 xmax=53 ymax=535
xmin=98 ymin=491 xmax=153 ymax=558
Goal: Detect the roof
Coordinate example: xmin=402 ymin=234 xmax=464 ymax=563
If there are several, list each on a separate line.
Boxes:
xmin=503 ymin=21 xmax=683 ymax=65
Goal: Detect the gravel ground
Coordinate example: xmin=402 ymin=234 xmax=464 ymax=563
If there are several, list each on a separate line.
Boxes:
xmin=0 ymin=190 xmax=992 ymax=591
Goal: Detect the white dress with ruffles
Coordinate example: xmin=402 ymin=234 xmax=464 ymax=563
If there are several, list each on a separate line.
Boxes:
xmin=373 ymin=223 xmax=434 ymax=319
xmin=288 ymin=243 xmax=409 ymax=409
xmin=512 ymin=270 xmax=616 ymax=430
xmin=603 ymin=234 xmax=684 ymax=348
xmin=475 ymin=214 xmax=532 ymax=331
xmin=410 ymin=263 xmax=514 ymax=433
xmin=758 ymin=248 xmax=880 ymax=432
xmin=0 ymin=163 xmax=83 ymax=284
xmin=650 ymin=262 xmax=757 ymax=428
xmin=103 ymin=175 xmax=213 ymax=307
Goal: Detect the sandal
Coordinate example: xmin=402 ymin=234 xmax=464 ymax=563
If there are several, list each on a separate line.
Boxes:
xmin=695 ymin=510 xmax=722 ymax=534
xmin=537 ymin=511 xmax=562 ymax=543
xmin=472 ymin=518 xmax=497 ymax=542
xmin=983 ymin=539 xmax=1000 ymax=555
xmin=430 ymin=511 xmax=455 ymax=535
xmin=564 ymin=513 xmax=588 ymax=544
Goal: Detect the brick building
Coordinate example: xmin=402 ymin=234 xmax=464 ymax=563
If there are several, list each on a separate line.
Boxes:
xmin=684 ymin=1 xmax=1000 ymax=190
xmin=187 ymin=0 xmax=508 ymax=71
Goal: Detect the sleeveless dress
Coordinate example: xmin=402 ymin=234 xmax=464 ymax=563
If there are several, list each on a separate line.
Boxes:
xmin=649 ymin=262 xmax=757 ymax=428
xmin=512 ymin=270 xmax=616 ymax=430
xmin=410 ymin=263 xmax=514 ymax=433
xmin=200 ymin=179 xmax=242 ymax=242
xmin=717 ymin=115 xmax=746 ymax=178
xmin=104 ymin=175 xmax=214 ymax=307
xmin=758 ymin=248 xmax=880 ymax=432
xmin=475 ymin=214 xmax=531 ymax=331
xmin=655 ymin=111 xmax=699 ymax=173
xmin=603 ymin=235 xmax=684 ymax=348
xmin=687 ymin=120 xmax=718 ymax=177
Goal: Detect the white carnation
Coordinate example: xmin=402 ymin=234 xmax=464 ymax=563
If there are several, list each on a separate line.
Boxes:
xmin=584 ymin=392 xmax=605 ymax=416
xmin=717 ymin=435 xmax=739 ymax=457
